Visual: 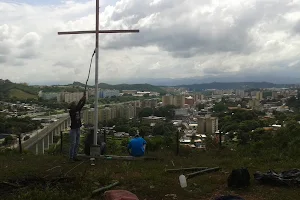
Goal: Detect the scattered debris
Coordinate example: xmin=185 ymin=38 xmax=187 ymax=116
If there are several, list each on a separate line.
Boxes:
xmin=0 ymin=176 xmax=76 ymax=197
xmin=93 ymin=182 xmax=100 ymax=186
xmin=165 ymin=194 xmax=177 ymax=199
xmin=90 ymin=158 xmax=95 ymax=166
xmin=214 ymin=195 xmax=245 ymax=200
xmin=46 ymin=165 xmax=61 ymax=172
xmin=64 ymin=161 xmax=85 ymax=177
xmin=83 ymin=181 xmax=120 ymax=200
xmin=149 ymin=185 xmax=155 ymax=189
xmin=92 ymin=181 xmax=120 ymax=196
xmin=77 ymin=154 xmax=160 ymax=161
xmin=177 ymin=167 xmax=221 ymax=188
xmin=1 ymin=181 xmax=20 ymax=188
xmin=186 ymin=167 xmax=221 ymax=179
xmin=171 ymin=160 xmax=175 ymax=167
xmin=254 ymin=169 xmax=300 ymax=186
xmin=165 ymin=167 xmax=209 ymax=173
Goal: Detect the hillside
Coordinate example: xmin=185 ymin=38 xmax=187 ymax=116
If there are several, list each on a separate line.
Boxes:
xmin=1 ymin=150 xmax=300 ymax=200
xmin=175 ymin=82 xmax=296 ymax=91
xmin=0 ymin=79 xmax=39 ymax=100
xmin=99 ymin=83 xmax=166 ymax=93
xmin=71 ymin=81 xmax=166 ymax=94
xmin=8 ymin=89 xmax=38 ymax=100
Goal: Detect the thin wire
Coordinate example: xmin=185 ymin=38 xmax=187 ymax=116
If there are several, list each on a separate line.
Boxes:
xmin=85 ymin=48 xmax=96 ymax=93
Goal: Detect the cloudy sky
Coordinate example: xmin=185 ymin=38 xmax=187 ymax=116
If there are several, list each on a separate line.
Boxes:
xmin=1 ymin=0 xmax=300 ymax=85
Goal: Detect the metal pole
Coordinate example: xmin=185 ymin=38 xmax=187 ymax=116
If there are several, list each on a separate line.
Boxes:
xmin=104 ymin=120 xmax=107 ymax=143
xmin=176 ymin=130 xmax=179 ymax=156
xmin=60 ymin=131 xmax=63 ymax=153
xmin=94 ymin=0 xmax=99 ymax=145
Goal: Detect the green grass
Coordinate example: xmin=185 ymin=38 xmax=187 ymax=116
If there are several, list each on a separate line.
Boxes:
xmin=8 ymin=89 xmax=37 ymax=100
xmin=1 ymin=148 xmax=300 ymax=200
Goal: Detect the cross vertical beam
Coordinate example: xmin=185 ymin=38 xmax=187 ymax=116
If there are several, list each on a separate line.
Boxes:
xmin=57 ymin=0 xmax=139 ymax=147
xmin=94 ymin=0 xmax=99 ymax=146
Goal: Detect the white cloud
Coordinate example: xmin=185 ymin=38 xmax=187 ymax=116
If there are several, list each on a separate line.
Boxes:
xmin=1 ymin=0 xmax=300 ymax=85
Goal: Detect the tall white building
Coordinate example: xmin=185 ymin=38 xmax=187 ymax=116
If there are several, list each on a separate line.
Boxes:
xmin=57 ymin=92 xmax=88 ymax=103
xmin=235 ymin=89 xmax=245 ymax=98
xmin=99 ymin=89 xmax=120 ymax=98
xmin=197 ymin=116 xmax=218 ymax=135
xmin=162 ymin=94 xmax=185 ymax=108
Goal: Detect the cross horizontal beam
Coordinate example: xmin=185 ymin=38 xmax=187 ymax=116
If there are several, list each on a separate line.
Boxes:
xmin=58 ymin=29 xmax=139 ymax=35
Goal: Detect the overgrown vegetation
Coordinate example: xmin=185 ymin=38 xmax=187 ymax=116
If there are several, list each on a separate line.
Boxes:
xmin=0 ymin=116 xmax=42 ymax=135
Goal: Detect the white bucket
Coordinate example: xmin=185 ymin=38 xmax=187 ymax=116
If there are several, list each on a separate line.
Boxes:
xmin=179 ymin=174 xmax=187 ymax=188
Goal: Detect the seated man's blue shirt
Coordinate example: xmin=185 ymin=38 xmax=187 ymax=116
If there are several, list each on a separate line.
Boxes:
xmin=128 ymin=137 xmax=147 ymax=157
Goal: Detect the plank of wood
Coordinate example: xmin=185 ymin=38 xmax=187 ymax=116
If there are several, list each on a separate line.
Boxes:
xmin=165 ymin=167 xmax=209 ymax=173
xmin=186 ymin=167 xmax=221 ymax=179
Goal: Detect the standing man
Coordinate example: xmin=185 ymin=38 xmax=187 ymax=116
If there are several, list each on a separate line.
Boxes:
xmin=69 ymin=93 xmax=86 ymax=161
xmin=127 ymin=133 xmax=147 ymax=157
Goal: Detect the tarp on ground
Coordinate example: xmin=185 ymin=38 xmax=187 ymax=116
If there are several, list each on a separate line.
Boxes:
xmin=254 ymin=169 xmax=300 ymax=186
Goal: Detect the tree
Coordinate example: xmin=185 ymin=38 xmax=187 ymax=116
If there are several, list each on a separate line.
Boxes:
xmin=3 ymin=135 xmax=14 ymax=145
xmin=139 ymin=126 xmax=151 ymax=137
xmin=128 ymin=127 xmax=138 ymax=136
xmin=213 ymin=103 xmax=227 ymax=113
xmin=114 ymin=125 xmax=130 ymax=133
xmin=138 ymin=107 xmax=153 ymax=118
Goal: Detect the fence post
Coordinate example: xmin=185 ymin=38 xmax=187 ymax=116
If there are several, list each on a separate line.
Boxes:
xmin=219 ymin=131 xmax=222 ymax=148
xmin=60 ymin=131 xmax=63 ymax=153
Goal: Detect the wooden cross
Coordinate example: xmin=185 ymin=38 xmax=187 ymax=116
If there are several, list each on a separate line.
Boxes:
xmin=58 ymin=0 xmax=139 ymax=146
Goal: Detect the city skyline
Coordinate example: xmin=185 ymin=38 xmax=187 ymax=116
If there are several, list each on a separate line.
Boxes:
xmin=1 ymin=0 xmax=300 ymax=85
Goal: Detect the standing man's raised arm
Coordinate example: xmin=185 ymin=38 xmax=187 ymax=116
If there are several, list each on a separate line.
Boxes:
xmin=76 ymin=93 xmax=86 ymax=111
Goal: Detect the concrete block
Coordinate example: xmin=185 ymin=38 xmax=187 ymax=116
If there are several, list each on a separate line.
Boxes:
xmin=90 ymin=145 xmax=101 ymax=156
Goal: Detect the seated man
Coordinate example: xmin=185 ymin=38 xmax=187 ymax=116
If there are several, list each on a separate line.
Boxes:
xmin=127 ymin=134 xmax=147 ymax=157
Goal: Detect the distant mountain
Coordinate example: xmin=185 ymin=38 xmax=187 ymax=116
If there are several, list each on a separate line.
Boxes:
xmin=0 ymin=79 xmax=39 ymax=100
xmin=107 ymin=74 xmax=300 ymax=86
xmin=70 ymin=81 xmax=166 ymax=94
xmin=173 ymin=82 xmax=297 ymax=91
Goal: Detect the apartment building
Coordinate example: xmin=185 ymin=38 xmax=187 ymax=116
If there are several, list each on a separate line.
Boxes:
xmin=124 ymin=104 xmax=135 ymax=119
xmin=122 ymin=90 xmax=137 ymax=95
xmin=173 ymin=95 xmax=185 ymax=107
xmin=162 ymin=95 xmax=173 ymax=106
xmin=162 ymin=95 xmax=185 ymax=108
xmin=141 ymin=99 xmax=158 ymax=108
xmin=99 ymin=89 xmax=120 ymax=98
xmin=256 ymin=91 xmax=263 ymax=101
xmin=83 ymin=109 xmax=95 ymax=125
xmin=197 ymin=116 xmax=219 ymax=135
xmin=57 ymin=92 xmax=88 ymax=103
xmin=235 ymin=89 xmax=245 ymax=98
xmin=193 ymin=94 xmax=204 ymax=101
xmin=99 ymin=107 xmax=112 ymax=122
xmin=249 ymin=99 xmax=261 ymax=109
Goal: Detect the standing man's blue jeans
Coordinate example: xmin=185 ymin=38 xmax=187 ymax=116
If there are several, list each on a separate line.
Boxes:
xmin=69 ymin=128 xmax=80 ymax=160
